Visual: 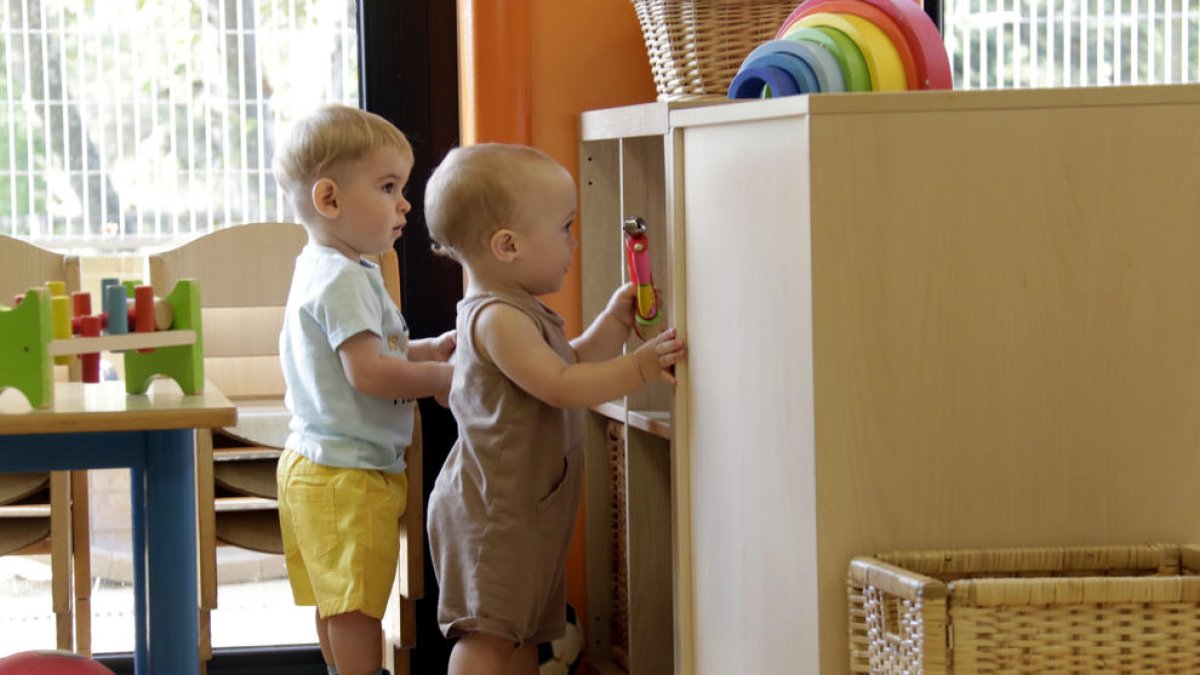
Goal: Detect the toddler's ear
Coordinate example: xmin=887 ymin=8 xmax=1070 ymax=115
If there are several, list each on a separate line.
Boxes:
xmin=311 ymin=178 xmax=339 ymax=218
xmin=490 ymin=228 xmax=519 ymax=262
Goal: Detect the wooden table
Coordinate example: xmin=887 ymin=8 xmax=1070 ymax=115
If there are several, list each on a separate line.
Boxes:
xmin=0 ymin=381 xmax=236 ymax=674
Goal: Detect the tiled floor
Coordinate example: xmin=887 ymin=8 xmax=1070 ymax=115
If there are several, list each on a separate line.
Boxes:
xmin=0 ymin=553 xmax=317 ymax=655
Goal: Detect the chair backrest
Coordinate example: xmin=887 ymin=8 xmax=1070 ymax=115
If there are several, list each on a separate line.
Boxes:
xmin=148 ymin=222 xmax=309 ymax=400
xmin=0 ymin=235 xmax=80 ymax=303
xmin=148 ymin=222 xmax=405 ymax=400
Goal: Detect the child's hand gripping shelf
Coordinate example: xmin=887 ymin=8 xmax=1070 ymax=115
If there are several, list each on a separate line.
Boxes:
xmin=0 ymin=279 xmax=206 ymax=408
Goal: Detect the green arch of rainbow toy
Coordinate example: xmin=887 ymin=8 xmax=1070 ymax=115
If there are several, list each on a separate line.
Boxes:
xmin=727 ymin=0 xmax=951 ymax=100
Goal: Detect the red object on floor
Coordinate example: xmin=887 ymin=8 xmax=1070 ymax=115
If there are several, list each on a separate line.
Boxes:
xmin=0 ymin=651 xmax=115 ymax=674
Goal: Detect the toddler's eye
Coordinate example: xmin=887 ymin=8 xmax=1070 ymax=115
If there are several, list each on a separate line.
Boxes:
xmin=383 ymin=182 xmax=396 ymax=194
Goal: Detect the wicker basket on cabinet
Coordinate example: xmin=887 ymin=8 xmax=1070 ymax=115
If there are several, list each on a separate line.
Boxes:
xmin=630 ymin=0 xmax=797 ymax=100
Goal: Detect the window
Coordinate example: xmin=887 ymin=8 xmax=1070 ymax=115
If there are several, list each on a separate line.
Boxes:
xmin=0 ymin=0 xmax=359 ymax=655
xmin=944 ymin=0 xmax=1200 ymax=89
xmin=0 ymin=0 xmax=359 ymax=252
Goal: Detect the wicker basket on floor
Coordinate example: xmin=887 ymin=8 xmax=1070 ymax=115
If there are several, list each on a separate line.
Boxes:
xmin=631 ymin=0 xmax=798 ymax=100
xmin=847 ymin=543 xmax=1200 ymax=674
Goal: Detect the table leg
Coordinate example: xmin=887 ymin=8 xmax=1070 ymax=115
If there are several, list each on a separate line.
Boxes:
xmin=130 ymin=467 xmax=148 ymax=675
xmin=145 ymin=429 xmax=199 ymax=674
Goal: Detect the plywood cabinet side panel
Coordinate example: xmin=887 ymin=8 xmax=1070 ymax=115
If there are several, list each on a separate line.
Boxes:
xmin=625 ymin=428 xmax=674 ymax=675
xmin=581 ymin=141 xmax=624 ymax=328
xmin=667 ymin=128 xmax=695 ymax=675
xmin=808 ymin=101 xmax=1200 ymax=674
xmin=681 ymin=116 xmax=820 ymax=675
xmin=622 ymin=136 xmax=671 ymax=413
xmin=583 ymin=411 xmax=616 ymax=663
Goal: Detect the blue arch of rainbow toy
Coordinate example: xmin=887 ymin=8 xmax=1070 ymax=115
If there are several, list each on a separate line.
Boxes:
xmin=729 ymin=38 xmax=853 ymax=99
xmin=748 ymin=52 xmax=820 ymax=97
xmin=728 ymin=65 xmax=801 ymax=99
xmin=744 ymin=40 xmax=846 ymax=94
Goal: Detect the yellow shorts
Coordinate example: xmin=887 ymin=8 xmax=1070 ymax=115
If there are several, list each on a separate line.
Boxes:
xmin=276 ymin=449 xmax=407 ymax=619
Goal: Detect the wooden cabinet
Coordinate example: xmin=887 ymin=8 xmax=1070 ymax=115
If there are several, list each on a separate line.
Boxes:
xmin=583 ymin=84 xmax=1200 ymax=674
xmin=579 ymin=102 xmax=683 ymax=675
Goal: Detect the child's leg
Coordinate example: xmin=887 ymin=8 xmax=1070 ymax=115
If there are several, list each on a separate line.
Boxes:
xmin=315 ymin=609 xmax=334 ymax=671
xmin=504 ymin=643 xmax=538 ymax=675
xmin=448 ymin=633 xmax=518 ymax=675
xmin=328 ymin=610 xmax=384 ymax=675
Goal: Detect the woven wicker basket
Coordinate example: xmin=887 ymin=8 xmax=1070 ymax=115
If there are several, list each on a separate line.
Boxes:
xmin=847 ymin=544 xmax=1200 ymax=674
xmin=631 ymin=0 xmax=798 ymax=100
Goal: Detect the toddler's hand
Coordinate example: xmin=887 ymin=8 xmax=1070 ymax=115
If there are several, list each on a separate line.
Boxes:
xmin=432 ymin=329 xmax=457 ymax=362
xmin=605 ymin=282 xmax=637 ymax=330
xmin=633 ymin=327 xmax=686 ymax=387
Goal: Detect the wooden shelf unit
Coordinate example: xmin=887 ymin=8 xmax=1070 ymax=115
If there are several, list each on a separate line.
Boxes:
xmin=585 ymin=84 xmax=1200 ymax=675
xmin=580 ymin=101 xmax=683 ymax=675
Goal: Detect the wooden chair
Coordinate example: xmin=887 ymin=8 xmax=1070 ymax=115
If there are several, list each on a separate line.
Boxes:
xmin=0 ymin=235 xmax=91 ymax=654
xmin=147 ymin=223 xmax=423 ymax=673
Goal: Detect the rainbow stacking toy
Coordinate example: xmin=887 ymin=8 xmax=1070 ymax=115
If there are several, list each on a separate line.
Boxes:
xmin=728 ymin=0 xmax=952 ymax=99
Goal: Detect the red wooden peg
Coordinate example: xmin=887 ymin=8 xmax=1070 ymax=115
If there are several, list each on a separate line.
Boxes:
xmin=80 ymin=315 xmax=102 ymax=383
xmin=135 ymin=286 xmax=155 ymax=353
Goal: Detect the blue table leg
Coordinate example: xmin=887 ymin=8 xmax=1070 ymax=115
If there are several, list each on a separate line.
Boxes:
xmin=0 ymin=428 xmax=200 ymax=674
xmin=130 ymin=467 xmax=148 ymax=675
xmin=145 ymin=429 xmax=199 ymax=674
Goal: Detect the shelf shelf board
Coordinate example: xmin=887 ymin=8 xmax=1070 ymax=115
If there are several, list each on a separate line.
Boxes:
xmin=0 ymin=504 xmax=50 ymax=518
xmin=581 ymin=99 xmax=717 ymax=141
xmin=212 ymin=447 xmax=281 ymax=462
xmin=628 ymin=410 xmax=671 ymax=439
xmin=213 ymin=496 xmax=277 ymax=512
xmin=589 ymin=402 xmax=672 ymax=439
xmin=591 ymin=400 xmax=626 ymax=423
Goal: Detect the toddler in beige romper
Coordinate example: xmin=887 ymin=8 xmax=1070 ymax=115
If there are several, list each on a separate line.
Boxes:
xmin=424 ymin=143 xmax=686 ymax=675
xmin=428 ymin=291 xmax=582 ymax=643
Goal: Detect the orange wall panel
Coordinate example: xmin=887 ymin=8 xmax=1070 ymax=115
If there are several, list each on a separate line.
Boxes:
xmin=459 ymin=0 xmax=656 ymax=651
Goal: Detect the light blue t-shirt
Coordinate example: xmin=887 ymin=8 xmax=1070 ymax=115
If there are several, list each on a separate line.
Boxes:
xmin=280 ymin=243 xmax=414 ymax=473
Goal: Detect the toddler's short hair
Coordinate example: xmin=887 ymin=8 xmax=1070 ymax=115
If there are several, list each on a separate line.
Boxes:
xmin=425 ymin=143 xmax=559 ymax=260
xmin=273 ymin=104 xmax=412 ymax=206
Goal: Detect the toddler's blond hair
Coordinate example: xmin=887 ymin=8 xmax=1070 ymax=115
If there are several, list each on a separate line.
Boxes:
xmin=273 ymin=104 xmax=412 ymax=211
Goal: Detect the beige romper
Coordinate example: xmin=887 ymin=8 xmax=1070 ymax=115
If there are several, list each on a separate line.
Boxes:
xmin=428 ymin=291 xmax=584 ymax=644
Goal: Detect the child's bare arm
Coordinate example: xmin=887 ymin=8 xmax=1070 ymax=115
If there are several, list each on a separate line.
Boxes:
xmin=572 ymin=283 xmax=635 ymax=363
xmin=478 ymin=303 xmax=685 ymax=409
xmin=338 ymin=331 xmax=453 ymax=401
xmin=407 ymin=329 xmax=457 ymax=362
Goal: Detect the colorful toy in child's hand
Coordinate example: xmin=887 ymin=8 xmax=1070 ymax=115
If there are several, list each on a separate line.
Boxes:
xmin=622 ymin=216 xmax=664 ymax=340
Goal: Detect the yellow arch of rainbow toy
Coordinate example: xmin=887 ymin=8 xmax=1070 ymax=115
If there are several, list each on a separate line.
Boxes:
xmin=787 ymin=12 xmax=907 ymax=91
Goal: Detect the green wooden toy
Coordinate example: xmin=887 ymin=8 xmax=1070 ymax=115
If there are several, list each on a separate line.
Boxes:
xmin=124 ymin=278 xmax=205 ymax=395
xmin=0 ymin=279 xmax=205 ymax=407
xmin=0 ymin=288 xmax=54 ymax=408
